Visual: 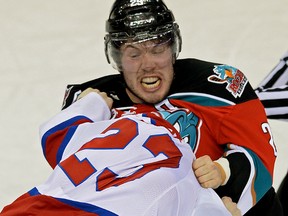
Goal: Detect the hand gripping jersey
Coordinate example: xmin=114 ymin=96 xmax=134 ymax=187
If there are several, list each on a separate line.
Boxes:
xmin=1 ymin=93 xmax=231 ymax=216
xmin=60 ymin=58 xmax=278 ymax=215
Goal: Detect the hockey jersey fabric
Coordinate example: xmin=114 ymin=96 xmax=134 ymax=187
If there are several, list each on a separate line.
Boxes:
xmin=0 ymin=93 xmax=231 ymax=216
xmin=60 ymin=58 xmax=277 ymax=214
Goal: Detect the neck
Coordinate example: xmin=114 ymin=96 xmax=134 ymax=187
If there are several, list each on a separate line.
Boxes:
xmin=125 ymin=88 xmax=143 ymax=104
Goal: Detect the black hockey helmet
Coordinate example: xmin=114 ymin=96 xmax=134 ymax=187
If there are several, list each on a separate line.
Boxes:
xmin=104 ymin=0 xmax=182 ymax=71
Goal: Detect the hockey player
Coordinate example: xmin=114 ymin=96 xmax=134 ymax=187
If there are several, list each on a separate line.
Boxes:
xmin=0 ymin=89 xmax=240 ymax=216
xmin=1 ymin=0 xmax=281 ymax=215
xmin=60 ymin=0 xmax=283 ymax=215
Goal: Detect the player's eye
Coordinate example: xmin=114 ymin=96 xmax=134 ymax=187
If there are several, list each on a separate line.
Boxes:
xmin=129 ymin=51 xmax=141 ymax=58
xmin=151 ymin=45 xmax=167 ymax=55
xmin=123 ymin=48 xmax=142 ymax=59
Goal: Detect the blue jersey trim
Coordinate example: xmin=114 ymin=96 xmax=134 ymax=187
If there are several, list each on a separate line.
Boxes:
xmin=41 ymin=116 xmax=92 ymax=164
xmin=28 ymin=187 xmax=118 ymax=215
xmin=56 ymin=197 xmax=118 ymax=216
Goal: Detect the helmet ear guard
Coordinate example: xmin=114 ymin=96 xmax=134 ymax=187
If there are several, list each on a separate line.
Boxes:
xmin=104 ymin=0 xmax=182 ymax=71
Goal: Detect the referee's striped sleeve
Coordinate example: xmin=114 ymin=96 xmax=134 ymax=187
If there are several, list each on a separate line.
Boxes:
xmin=255 ymin=51 xmax=288 ymax=120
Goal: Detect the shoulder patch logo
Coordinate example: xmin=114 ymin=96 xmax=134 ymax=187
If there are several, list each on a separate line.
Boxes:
xmin=208 ymin=65 xmax=248 ymax=98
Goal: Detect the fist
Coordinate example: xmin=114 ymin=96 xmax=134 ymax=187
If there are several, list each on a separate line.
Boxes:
xmin=192 ymin=155 xmax=224 ymax=189
xmin=77 ymin=88 xmax=113 ymax=109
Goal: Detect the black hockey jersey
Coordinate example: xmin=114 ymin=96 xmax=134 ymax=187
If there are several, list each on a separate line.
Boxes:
xmin=61 ymin=58 xmax=278 ymax=215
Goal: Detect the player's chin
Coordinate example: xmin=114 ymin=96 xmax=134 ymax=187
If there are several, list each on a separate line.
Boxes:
xmin=140 ymin=85 xmax=169 ymax=103
xmin=141 ymin=92 xmax=167 ymax=104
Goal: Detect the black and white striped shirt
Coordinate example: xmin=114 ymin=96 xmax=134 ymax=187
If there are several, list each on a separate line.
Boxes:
xmin=255 ymin=51 xmax=288 ymax=121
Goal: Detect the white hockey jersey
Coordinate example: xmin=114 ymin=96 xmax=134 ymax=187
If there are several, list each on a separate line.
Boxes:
xmin=1 ymin=93 xmax=231 ymax=216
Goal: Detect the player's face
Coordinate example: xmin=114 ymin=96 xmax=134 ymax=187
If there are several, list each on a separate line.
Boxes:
xmin=120 ymin=40 xmax=174 ymax=104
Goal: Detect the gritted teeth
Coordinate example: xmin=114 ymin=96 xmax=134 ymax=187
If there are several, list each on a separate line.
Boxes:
xmin=141 ymin=77 xmax=161 ymax=89
xmin=142 ymin=77 xmax=159 ymax=84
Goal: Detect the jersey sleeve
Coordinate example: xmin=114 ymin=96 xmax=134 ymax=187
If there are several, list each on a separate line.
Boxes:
xmin=255 ymin=85 xmax=288 ymax=120
xmin=40 ymin=92 xmax=111 ymax=168
xmin=173 ymin=59 xmax=277 ymax=213
xmin=216 ymin=98 xmax=277 ymax=214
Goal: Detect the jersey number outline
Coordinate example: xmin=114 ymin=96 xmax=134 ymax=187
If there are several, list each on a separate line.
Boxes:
xmin=59 ymin=118 xmax=182 ymax=191
xmin=262 ymin=123 xmax=277 ymax=156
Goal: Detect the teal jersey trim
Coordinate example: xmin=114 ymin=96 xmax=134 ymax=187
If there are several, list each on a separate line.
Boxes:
xmin=168 ymin=93 xmax=235 ymax=107
xmin=245 ymin=148 xmax=273 ymax=202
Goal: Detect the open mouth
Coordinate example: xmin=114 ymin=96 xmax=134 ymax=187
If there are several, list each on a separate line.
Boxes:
xmin=141 ymin=77 xmax=161 ymax=89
